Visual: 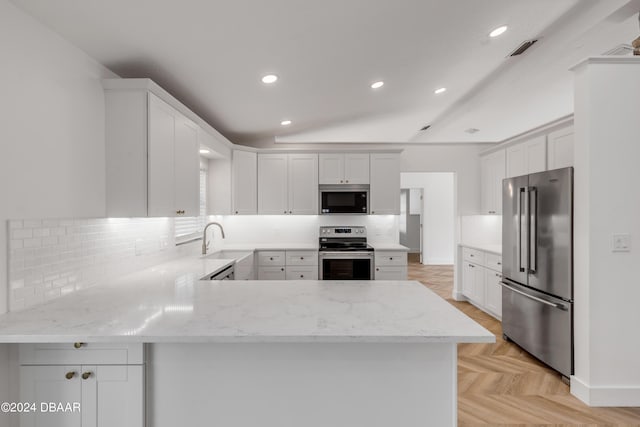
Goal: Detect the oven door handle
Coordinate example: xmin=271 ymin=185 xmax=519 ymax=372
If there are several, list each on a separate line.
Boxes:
xmin=319 ymin=251 xmax=373 ymax=257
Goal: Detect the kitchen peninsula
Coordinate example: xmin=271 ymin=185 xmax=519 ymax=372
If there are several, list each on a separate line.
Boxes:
xmin=0 ymin=256 xmax=493 ymax=426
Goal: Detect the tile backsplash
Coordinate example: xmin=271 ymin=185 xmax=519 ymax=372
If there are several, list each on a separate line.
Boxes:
xmin=7 ymin=218 xmax=197 ymax=311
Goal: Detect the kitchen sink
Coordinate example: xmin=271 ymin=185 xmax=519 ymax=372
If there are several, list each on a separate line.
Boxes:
xmin=203 ymin=250 xmax=252 ymax=262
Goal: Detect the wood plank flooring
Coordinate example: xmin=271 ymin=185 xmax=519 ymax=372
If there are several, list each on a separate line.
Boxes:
xmin=408 ymin=262 xmax=640 ymax=426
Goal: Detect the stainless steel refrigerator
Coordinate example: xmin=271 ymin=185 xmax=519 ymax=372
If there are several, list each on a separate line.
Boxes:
xmin=501 ymin=167 xmax=573 ymax=378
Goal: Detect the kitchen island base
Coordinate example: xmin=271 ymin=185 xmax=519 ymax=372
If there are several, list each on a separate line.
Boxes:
xmin=147 ymin=342 xmax=457 ymax=427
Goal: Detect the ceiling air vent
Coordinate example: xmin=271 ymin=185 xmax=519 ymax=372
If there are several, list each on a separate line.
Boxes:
xmin=602 ymin=44 xmax=633 ymax=56
xmin=509 ymin=39 xmax=538 ymax=57
xmin=420 ymin=125 xmax=431 ymax=131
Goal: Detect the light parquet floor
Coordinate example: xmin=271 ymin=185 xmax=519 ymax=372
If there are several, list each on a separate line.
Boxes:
xmin=408 ymin=261 xmax=640 ymax=427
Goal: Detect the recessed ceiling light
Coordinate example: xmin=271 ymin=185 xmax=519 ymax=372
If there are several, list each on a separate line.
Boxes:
xmin=281 ymin=120 xmax=292 ymax=126
xmin=489 ymin=25 xmax=508 ymax=38
xmin=199 ymin=149 xmax=210 ymax=154
xmin=261 ymin=74 xmax=278 ymax=84
xmin=371 ymin=81 xmax=384 ymax=89
xmin=434 ymin=87 xmax=447 ymax=94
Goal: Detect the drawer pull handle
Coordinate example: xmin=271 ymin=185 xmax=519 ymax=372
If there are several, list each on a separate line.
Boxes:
xmin=390 ymin=257 xmax=393 ymax=260
xmin=497 ymin=262 xmax=502 ymax=265
xmin=300 ymin=257 xmax=304 ymax=260
xmin=73 ymin=342 xmax=85 ymax=349
xmin=281 ymin=268 xmax=284 ymax=271
xmin=82 ymin=372 xmax=93 ymax=380
xmin=65 ymin=371 xmax=76 ymax=380
xmin=270 ymin=257 xmax=274 ymax=261
xmin=300 ymin=275 xmax=304 ymax=278
xmin=376 ymin=268 xmax=380 ymax=271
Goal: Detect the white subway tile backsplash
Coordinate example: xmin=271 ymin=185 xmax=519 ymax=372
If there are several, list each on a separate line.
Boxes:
xmin=7 ymin=216 xmax=197 ymax=312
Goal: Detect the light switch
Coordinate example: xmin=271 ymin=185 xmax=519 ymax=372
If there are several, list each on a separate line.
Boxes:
xmin=612 ymin=234 xmax=631 ymax=252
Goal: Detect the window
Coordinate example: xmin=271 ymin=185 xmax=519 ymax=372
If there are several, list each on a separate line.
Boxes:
xmin=174 ymin=162 xmax=207 ymax=243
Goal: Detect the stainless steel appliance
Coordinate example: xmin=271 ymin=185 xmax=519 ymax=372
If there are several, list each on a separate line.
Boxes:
xmin=501 ymin=167 xmax=573 ymax=378
xmin=319 ymin=226 xmax=374 ymax=279
xmin=319 ymin=185 xmax=369 ymax=214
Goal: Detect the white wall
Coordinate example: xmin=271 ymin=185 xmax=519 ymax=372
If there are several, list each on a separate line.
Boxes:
xmin=0 ymin=0 xmax=118 ymax=315
xmin=401 ymin=173 xmax=455 ymax=264
xmin=571 ymin=57 xmax=640 ymax=406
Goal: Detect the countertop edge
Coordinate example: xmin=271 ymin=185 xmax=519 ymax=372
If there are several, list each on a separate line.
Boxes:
xmin=458 ymin=243 xmax=502 ymax=255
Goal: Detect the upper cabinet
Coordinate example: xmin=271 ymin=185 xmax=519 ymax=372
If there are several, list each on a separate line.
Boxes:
xmin=506 ymin=135 xmax=546 ymax=178
xmin=480 ymin=149 xmax=506 ymax=215
xmin=547 ymin=126 xmax=574 ymax=169
xmin=257 ymin=153 xmax=318 ymax=215
xmin=319 ymin=153 xmax=369 ymax=184
xmin=105 ymin=90 xmax=199 ymax=217
xmin=232 ymin=150 xmax=258 ymax=215
xmin=370 ymin=153 xmax=401 ymax=215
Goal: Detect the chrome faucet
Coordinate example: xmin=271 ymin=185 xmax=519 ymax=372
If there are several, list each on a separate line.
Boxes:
xmin=202 ymin=222 xmax=225 ymax=255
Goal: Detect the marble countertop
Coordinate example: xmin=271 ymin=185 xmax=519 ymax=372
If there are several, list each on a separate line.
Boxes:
xmin=459 ymin=243 xmax=502 ymax=255
xmin=0 ymin=257 xmax=493 ymax=344
xmin=369 ymin=243 xmax=410 ymax=251
xmin=214 ymin=243 xmax=319 ymax=251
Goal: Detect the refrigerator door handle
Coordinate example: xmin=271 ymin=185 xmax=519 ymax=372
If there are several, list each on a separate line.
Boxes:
xmin=518 ymin=187 xmax=529 ymax=273
xmin=529 ymin=186 xmax=537 ymax=274
xmin=517 ymin=187 xmax=523 ymax=272
xmin=500 ymin=281 xmax=568 ymax=311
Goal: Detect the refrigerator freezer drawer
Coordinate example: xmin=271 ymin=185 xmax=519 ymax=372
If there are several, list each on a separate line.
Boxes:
xmin=501 ymin=281 xmax=573 ymax=377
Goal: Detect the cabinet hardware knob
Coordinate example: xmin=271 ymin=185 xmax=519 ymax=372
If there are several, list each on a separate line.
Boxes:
xmin=390 ymin=257 xmax=393 ymax=260
xmin=340 ymin=180 xmax=343 ymax=183
xmin=346 ymin=180 xmax=349 ymax=183
xmin=281 ymin=268 xmax=284 ymax=271
xmin=300 ymin=257 xmax=304 ymax=260
xmin=82 ymin=372 xmax=93 ymax=380
xmin=284 ymin=211 xmax=287 ymax=214
xmin=376 ymin=268 xmax=380 ymax=271
xmin=300 ymin=275 xmax=304 ymax=278
xmin=289 ymin=211 xmax=292 ymax=214
xmin=65 ymin=371 xmax=76 ymax=380
xmin=235 ymin=211 xmax=239 ymax=214
xmin=497 ymin=262 xmax=501 ymax=265
xmin=73 ymin=342 xmax=85 ymax=349
xmin=270 ymin=257 xmax=274 ymax=260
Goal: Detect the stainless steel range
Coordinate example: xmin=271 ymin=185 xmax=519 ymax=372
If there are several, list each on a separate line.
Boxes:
xmin=318 ymin=226 xmax=374 ymax=280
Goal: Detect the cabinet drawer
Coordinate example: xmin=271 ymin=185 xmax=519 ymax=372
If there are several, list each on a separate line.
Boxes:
xmin=286 ymin=251 xmax=318 ymax=266
xmin=462 ymin=247 xmax=484 ymax=264
xmin=374 ymin=266 xmax=407 ymax=280
xmin=257 ymin=265 xmax=286 ymax=280
xmin=257 ymin=251 xmax=286 ymax=266
xmin=285 ymin=266 xmax=318 ymax=280
xmin=19 ymin=343 xmax=144 ymax=365
xmin=374 ymin=252 xmax=407 ymax=266
xmin=485 ymin=253 xmax=502 ymax=272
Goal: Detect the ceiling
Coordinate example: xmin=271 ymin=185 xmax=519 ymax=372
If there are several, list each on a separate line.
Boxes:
xmin=10 ymin=0 xmax=640 ymax=145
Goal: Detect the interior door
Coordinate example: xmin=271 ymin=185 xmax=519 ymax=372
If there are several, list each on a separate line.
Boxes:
xmin=527 ymin=167 xmax=573 ymax=300
xmin=502 ymin=174 xmax=529 ymax=286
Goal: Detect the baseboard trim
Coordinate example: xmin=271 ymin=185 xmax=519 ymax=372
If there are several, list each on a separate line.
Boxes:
xmin=423 ymin=258 xmax=454 ymax=265
xmin=571 ymin=375 xmax=640 ymax=406
xmin=452 ymin=291 xmax=467 ymax=301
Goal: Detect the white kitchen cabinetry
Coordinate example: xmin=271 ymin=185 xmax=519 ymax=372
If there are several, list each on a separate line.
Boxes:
xmin=460 ymin=246 xmax=502 ymax=319
xmin=547 ymin=126 xmax=574 ymax=169
xmin=258 ymin=153 xmax=318 ymax=215
xmin=319 ymin=153 xmax=369 ymax=184
xmin=370 ymin=153 xmax=401 ymax=215
xmin=19 ymin=344 xmax=144 ymax=427
xmin=232 ymin=150 xmax=258 ymax=215
xmin=374 ymin=251 xmax=408 ymax=280
xmin=105 ymin=90 xmax=200 ymax=217
xmin=506 ymin=135 xmax=546 ymax=178
xmin=480 ymin=149 xmax=506 ymax=215
xmin=257 ymin=250 xmax=318 ymax=280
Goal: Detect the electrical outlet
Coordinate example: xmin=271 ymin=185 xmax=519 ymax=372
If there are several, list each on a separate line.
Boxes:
xmin=612 ymin=234 xmax=631 ymax=252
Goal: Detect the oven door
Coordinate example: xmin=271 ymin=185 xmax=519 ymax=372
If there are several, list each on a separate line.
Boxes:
xmin=319 ymin=252 xmax=373 ymax=280
xmin=320 ymin=188 xmax=368 ymax=214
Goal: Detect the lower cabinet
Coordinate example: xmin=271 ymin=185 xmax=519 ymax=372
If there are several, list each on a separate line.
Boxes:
xmin=460 ymin=246 xmax=502 ymax=319
xmin=257 ymin=250 xmax=318 ymax=280
xmin=374 ymin=251 xmax=408 ymax=280
xmin=19 ymin=344 xmax=144 ymax=427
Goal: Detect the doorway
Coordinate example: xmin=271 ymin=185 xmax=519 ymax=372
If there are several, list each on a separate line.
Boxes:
xmin=400 ymin=172 xmax=455 ymax=265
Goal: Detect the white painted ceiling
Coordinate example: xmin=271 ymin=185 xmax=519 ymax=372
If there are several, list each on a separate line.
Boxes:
xmin=10 ymin=0 xmax=640 ymax=145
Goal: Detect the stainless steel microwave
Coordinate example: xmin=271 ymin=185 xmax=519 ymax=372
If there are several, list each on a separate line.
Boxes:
xmin=319 ymin=185 xmax=369 ymax=214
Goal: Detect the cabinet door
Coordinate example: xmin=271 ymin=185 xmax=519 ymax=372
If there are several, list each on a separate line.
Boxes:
xmin=174 ymin=117 xmax=200 ymax=217
xmin=370 ymin=153 xmax=400 ymax=215
xmin=506 ymin=144 xmax=527 ymax=178
xmin=526 ymin=136 xmax=547 ymax=174
xmin=471 ymin=265 xmax=486 ymax=305
xmin=147 ymin=93 xmax=176 ymax=217
xmin=492 ymin=149 xmax=506 ymax=214
xmin=288 ymin=154 xmax=319 ymax=214
xmin=257 ymin=266 xmax=286 ymax=280
xmin=461 ymin=262 xmax=475 ymax=299
xmin=285 ymin=266 xmax=318 ymax=280
xmin=20 ymin=365 xmax=82 ymax=427
xmin=232 ymin=150 xmax=257 ymax=214
xmin=547 ymin=126 xmax=574 ymax=169
xmin=374 ymin=266 xmax=407 ymax=280
xmin=319 ymin=153 xmax=345 ymax=184
xmin=83 ymin=365 xmax=144 ymax=427
xmin=484 ymin=269 xmax=503 ymax=319
xmin=344 ymin=153 xmax=370 ymax=184
xmin=258 ymin=154 xmax=289 ymax=214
